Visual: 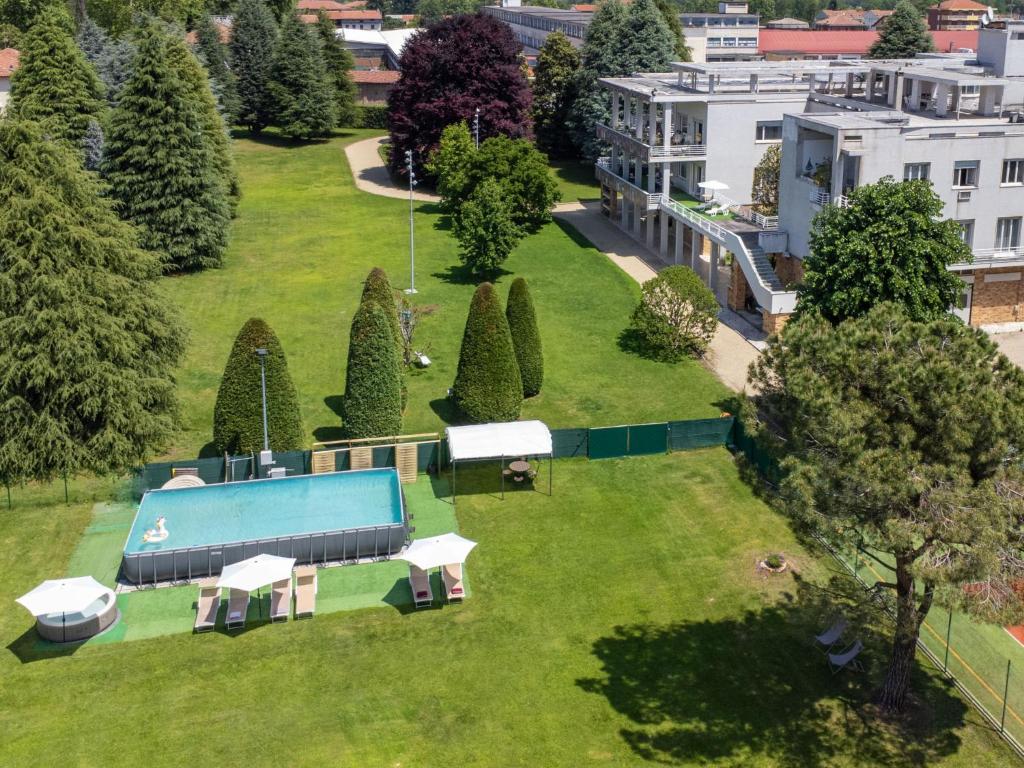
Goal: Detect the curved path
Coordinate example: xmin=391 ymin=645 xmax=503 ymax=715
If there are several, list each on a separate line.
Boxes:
xmin=345 ymin=136 xmax=441 ymax=202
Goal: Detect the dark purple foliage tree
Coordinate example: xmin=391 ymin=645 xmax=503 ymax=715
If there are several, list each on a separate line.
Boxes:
xmin=387 ymin=13 xmax=531 ymax=179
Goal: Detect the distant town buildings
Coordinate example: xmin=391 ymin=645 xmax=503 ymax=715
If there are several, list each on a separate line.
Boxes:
xmin=764 ymin=17 xmax=810 ymax=30
xmin=350 ymin=69 xmax=400 ymax=104
xmin=928 ymin=0 xmax=991 ymax=31
xmin=813 ymin=9 xmax=893 ymax=31
xmin=0 ymin=48 xmax=19 ymax=113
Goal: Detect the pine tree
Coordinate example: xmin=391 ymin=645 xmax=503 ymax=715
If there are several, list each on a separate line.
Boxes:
xmin=532 ymin=31 xmax=580 ymax=159
xmin=230 ymin=0 xmax=277 ymax=133
xmin=623 ymin=0 xmax=675 ymax=73
xmin=453 ymin=178 xmax=523 ymax=277
xmin=568 ymin=0 xmax=628 ymax=159
xmin=506 ymin=277 xmax=543 ymax=398
xmin=654 ymin=0 xmax=690 ymax=62
xmin=213 ymin=318 xmax=305 ymax=454
xmin=342 ymin=301 xmax=403 ymax=439
xmin=453 ymin=282 xmax=523 ymax=424
xmin=868 ymin=1 xmax=934 ymax=59
xmin=104 ymin=23 xmax=230 ymax=273
xmin=194 ymin=13 xmax=240 ymax=125
xmin=267 ymin=12 xmax=337 ymax=139
xmin=167 ymin=34 xmax=240 ymax=214
xmin=82 ymin=116 xmax=103 ymax=170
xmin=316 ymin=10 xmax=357 ymax=127
xmin=0 ymin=117 xmax=186 ymax=483
xmin=76 ymin=15 xmax=135 ymax=107
xmin=10 ymin=5 xmax=104 ymax=145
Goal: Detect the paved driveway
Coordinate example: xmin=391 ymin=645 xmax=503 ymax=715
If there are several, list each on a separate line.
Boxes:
xmin=994 ymin=332 xmax=1024 ymax=369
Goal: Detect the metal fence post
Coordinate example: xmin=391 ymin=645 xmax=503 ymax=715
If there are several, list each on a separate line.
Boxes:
xmin=1001 ymin=659 xmax=1011 ymax=733
xmin=5 ymin=485 xmax=10 ymax=510
xmin=63 ymin=474 xmax=69 ymax=504
xmin=944 ymin=612 xmax=953 ymax=673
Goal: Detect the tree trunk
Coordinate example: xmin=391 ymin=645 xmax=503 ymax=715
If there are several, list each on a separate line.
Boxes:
xmin=877 ymin=554 xmax=934 ymax=713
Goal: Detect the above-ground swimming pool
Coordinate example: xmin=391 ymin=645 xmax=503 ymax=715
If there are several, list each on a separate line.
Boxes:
xmin=122 ymin=468 xmax=408 ymax=584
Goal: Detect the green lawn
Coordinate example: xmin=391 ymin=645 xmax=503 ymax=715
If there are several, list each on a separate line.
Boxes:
xmin=2 ymin=450 xmax=1014 ymax=766
xmin=161 ymin=130 xmax=728 ymax=458
xmin=550 ymin=158 xmax=602 ymax=202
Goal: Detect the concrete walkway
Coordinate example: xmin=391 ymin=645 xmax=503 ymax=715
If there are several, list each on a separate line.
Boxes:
xmin=994 ymin=331 xmax=1024 ymax=369
xmin=344 ymin=136 xmax=441 ymax=202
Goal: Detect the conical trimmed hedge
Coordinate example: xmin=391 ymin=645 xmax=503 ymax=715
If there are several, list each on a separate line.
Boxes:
xmin=361 ymin=267 xmax=402 ymax=352
xmin=506 ymin=277 xmax=543 ymax=397
xmin=453 ymin=283 xmax=523 ymax=423
xmin=213 ymin=318 xmax=304 ymax=454
xmin=342 ymin=301 xmax=403 ymax=438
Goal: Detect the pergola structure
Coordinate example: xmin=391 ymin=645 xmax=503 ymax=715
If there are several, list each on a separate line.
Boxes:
xmin=445 ymin=421 xmax=553 ymax=504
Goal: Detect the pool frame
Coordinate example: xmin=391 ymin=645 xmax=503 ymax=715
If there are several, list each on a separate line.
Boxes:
xmin=121 ymin=469 xmax=409 ymax=585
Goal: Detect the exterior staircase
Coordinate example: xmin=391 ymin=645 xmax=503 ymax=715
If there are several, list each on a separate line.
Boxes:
xmin=737 ymin=232 xmax=786 ymax=292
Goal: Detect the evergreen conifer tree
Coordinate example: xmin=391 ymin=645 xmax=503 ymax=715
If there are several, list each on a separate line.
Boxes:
xmin=82 ymin=116 xmax=104 ymax=170
xmin=452 ymin=283 xmax=523 ymax=423
xmin=167 ymin=34 xmax=240 ymax=214
xmin=506 ymin=277 xmax=543 ymax=398
xmin=654 ymin=0 xmax=690 ymax=62
xmin=868 ymin=1 xmax=933 ymax=59
xmin=267 ymin=12 xmax=337 ymax=139
xmin=230 ymin=0 xmax=277 ymax=132
xmin=0 ymin=118 xmax=186 ymax=483
xmin=532 ymin=31 xmax=580 ymax=158
xmin=342 ymin=301 xmax=403 ymax=439
xmin=360 ymin=267 xmax=403 ymax=355
xmin=213 ymin=318 xmax=305 ymax=454
xmin=104 ymin=23 xmax=230 ymax=272
xmin=10 ymin=5 xmax=104 ymax=145
xmin=623 ymin=0 xmax=675 ymax=74
xmin=316 ymin=10 xmax=357 ymax=127
xmin=76 ymin=15 xmax=135 ymax=107
xmin=194 ymin=13 xmax=240 ymax=125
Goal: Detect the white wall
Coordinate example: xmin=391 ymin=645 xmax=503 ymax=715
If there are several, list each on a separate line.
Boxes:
xmin=0 ymin=78 xmax=10 ymax=113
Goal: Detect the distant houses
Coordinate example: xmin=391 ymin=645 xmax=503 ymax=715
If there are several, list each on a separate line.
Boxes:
xmin=0 ymin=48 xmax=19 ymax=113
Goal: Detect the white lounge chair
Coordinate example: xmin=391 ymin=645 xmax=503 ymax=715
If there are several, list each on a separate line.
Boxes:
xmin=225 ymin=588 xmax=249 ymax=630
xmin=409 ymin=565 xmax=433 ymax=609
xmin=270 ymin=577 xmax=291 ymax=622
xmin=193 ymin=579 xmax=220 ymax=633
xmin=828 ymin=639 xmax=865 ymax=674
xmin=813 ymin=616 xmax=847 ymax=654
xmin=707 ymin=202 xmax=730 ymax=216
xmin=441 ymin=563 xmax=465 ymax=603
xmin=294 ymin=566 xmax=317 ymax=619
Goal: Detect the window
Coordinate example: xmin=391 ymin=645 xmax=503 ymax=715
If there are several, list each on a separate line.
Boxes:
xmin=1002 ymin=159 xmax=1024 ymax=185
xmin=707 ymin=37 xmax=722 ymax=46
xmin=953 ymin=161 xmax=979 ymax=188
xmin=996 ymin=217 xmax=1021 ymax=250
xmin=904 ymin=162 xmax=930 ymax=181
xmin=957 ymin=220 xmax=974 ymax=248
xmin=756 ymin=121 xmax=783 ymax=142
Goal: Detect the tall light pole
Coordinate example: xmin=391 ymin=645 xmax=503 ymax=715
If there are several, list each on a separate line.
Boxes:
xmin=473 ymin=107 xmax=481 ymax=149
xmin=255 ymin=348 xmax=269 ymax=452
xmin=404 ymin=149 xmax=417 ymax=295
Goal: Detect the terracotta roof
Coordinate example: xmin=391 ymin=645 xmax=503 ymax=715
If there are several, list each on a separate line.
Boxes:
xmin=350 ymin=69 xmax=400 ymax=83
xmin=815 ymin=8 xmax=893 ymax=28
xmin=184 ymin=19 xmax=231 ymax=45
xmin=354 ymin=56 xmax=383 ymax=67
xmin=759 ymin=29 xmax=977 ymax=55
xmin=570 ymin=4 xmax=598 ymax=10
xmin=299 ymin=9 xmax=381 ymax=22
xmin=0 ymin=48 xmax=19 ymax=78
xmin=296 ymin=0 xmax=349 ymax=9
xmin=932 ymin=0 xmax=988 ymax=9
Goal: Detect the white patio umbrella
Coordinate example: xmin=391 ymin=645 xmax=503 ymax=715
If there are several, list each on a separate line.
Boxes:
xmin=16 ymin=576 xmax=109 ymax=642
xmin=218 ymin=554 xmax=296 ymax=619
xmin=397 ymin=533 xmax=477 ymax=571
xmin=698 ymin=180 xmax=729 ymax=192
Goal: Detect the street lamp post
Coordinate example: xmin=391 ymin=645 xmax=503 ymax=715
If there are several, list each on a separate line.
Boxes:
xmin=405 ymin=149 xmax=418 ymax=295
xmin=255 ymin=348 xmax=269 ymax=451
xmin=473 ymin=107 xmax=481 ymax=149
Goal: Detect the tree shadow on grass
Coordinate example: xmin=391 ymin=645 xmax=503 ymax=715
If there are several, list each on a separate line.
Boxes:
xmin=578 ymin=575 xmax=967 ymax=767
xmin=313 ymin=396 xmax=347 ymax=443
xmin=552 ymin=215 xmax=599 ymax=252
xmin=429 ymin=396 xmax=461 ymax=425
xmin=430 ymin=263 xmax=512 ymax=286
xmin=230 ymin=129 xmax=359 ymax=147
xmin=197 ymin=440 xmax=220 ymax=460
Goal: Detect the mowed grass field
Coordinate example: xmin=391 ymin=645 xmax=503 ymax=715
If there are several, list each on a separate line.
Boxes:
xmin=160 ymin=129 xmax=729 ymax=458
xmin=1 ymin=451 xmax=1016 ymax=767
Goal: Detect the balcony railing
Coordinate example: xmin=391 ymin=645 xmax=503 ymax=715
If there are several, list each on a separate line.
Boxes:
xmin=809 ymin=189 xmax=851 ymax=208
xmin=595 ymin=158 xmax=661 ymax=210
xmin=597 ymin=123 xmax=707 ymax=162
xmin=734 ymin=205 xmax=779 ymax=230
xmin=971 ymin=246 xmax=1024 ymax=263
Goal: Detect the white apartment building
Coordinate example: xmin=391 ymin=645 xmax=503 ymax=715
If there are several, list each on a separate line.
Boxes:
xmin=594 ymin=22 xmax=1024 ymax=331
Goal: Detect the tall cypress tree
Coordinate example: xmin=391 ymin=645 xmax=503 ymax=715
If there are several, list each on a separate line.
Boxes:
xmin=342 ymin=301 xmax=403 ymax=439
xmin=10 ymin=5 xmax=104 ymax=145
xmin=0 ymin=118 xmax=186 ymax=483
xmin=506 ymin=277 xmax=543 ymax=398
xmin=267 ymin=12 xmax=336 ymax=139
xmin=869 ymin=2 xmax=934 ymax=59
xmin=316 ymin=10 xmax=357 ymax=128
xmin=453 ymin=283 xmax=523 ymax=424
xmin=194 ymin=13 xmax=240 ymax=125
xmin=532 ymin=31 xmax=580 ymax=159
xmin=213 ymin=318 xmax=305 ymax=454
xmin=104 ymin=24 xmax=230 ymax=273
xmin=167 ymin=34 xmax=240 ymax=215
xmin=653 ymin=0 xmax=690 ymax=63
xmin=360 ymin=267 xmax=403 ymax=354
xmin=230 ymin=0 xmax=278 ymax=133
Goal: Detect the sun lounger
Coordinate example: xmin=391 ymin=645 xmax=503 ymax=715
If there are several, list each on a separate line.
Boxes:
xmin=193 ymin=578 xmax=221 ymax=633
xmin=828 ymin=639 xmax=865 ymax=674
xmin=813 ymin=616 xmax=847 ymax=653
xmin=294 ymin=566 xmax=317 ymax=618
xmin=270 ymin=577 xmax=291 ymax=622
xmin=441 ymin=563 xmax=465 ymax=603
xmin=225 ymin=588 xmax=249 ymax=630
xmin=409 ymin=565 xmax=433 ymax=609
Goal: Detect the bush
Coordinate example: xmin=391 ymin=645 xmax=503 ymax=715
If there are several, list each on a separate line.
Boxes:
xmin=352 ymin=104 xmax=387 ymax=128
xmin=630 ymin=266 xmax=718 ymax=361
xmin=453 ymin=283 xmax=523 ymax=423
xmin=213 ymin=318 xmax=305 ymax=454
xmin=361 ymin=267 xmax=402 ymax=353
xmin=453 ymin=178 xmax=523 ymax=277
xmin=506 ymin=277 xmax=543 ymax=397
xmin=342 ymin=301 xmax=403 ymax=438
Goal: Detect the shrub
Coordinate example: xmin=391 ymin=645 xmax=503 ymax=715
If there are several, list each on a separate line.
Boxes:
xmin=213 ymin=318 xmax=305 ymax=454
xmin=506 ymin=277 xmax=543 ymax=397
xmin=342 ymin=301 xmax=403 ymax=438
xmin=453 ymin=283 xmax=523 ymax=423
xmin=630 ymin=266 xmax=718 ymax=361
xmin=361 ymin=267 xmax=402 ymax=353
xmin=354 ymin=104 xmax=387 ymax=128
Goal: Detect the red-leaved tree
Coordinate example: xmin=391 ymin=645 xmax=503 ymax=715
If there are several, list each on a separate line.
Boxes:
xmin=387 ymin=13 xmax=532 ymax=179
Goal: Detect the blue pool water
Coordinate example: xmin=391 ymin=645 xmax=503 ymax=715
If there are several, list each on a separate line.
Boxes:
xmin=124 ymin=469 xmax=403 ymax=554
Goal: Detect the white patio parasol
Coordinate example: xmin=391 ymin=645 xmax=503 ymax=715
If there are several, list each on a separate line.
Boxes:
xmin=217 ymin=554 xmax=296 ymax=592
xmin=17 ymin=576 xmax=110 ymax=643
xmin=397 ymin=533 xmax=477 ymax=571
xmin=698 ymin=180 xmax=729 ymax=192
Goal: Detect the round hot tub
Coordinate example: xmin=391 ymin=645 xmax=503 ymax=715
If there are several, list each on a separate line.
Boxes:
xmin=36 ymin=589 xmax=119 ymax=643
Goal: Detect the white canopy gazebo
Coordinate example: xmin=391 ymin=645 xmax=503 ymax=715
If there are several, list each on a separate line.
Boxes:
xmin=445 ymin=420 xmax=553 ymax=502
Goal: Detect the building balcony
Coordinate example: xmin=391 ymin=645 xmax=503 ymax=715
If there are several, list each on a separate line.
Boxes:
xmin=596 ymin=124 xmax=707 ymax=163
xmin=808 ymin=186 xmax=850 ymax=209
xmin=595 ymin=158 xmax=661 ymax=210
xmin=949 ymin=245 xmax=1024 ymax=271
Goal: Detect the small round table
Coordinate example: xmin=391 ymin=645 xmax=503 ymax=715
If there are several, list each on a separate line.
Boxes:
xmin=508 ymin=460 xmax=531 ymax=482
